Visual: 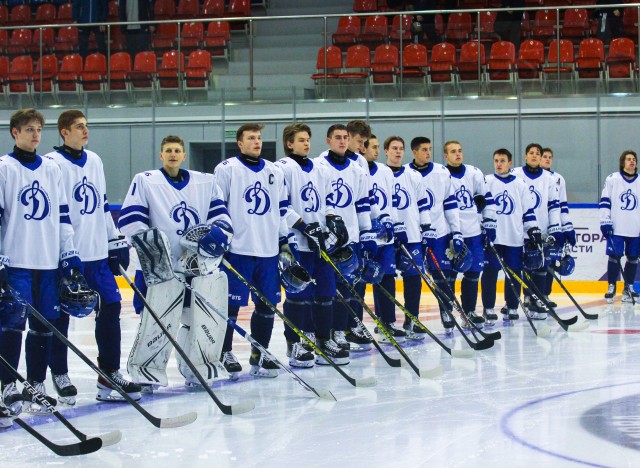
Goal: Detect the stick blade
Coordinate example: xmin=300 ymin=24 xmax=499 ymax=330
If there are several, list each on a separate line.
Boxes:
xmin=229 ymin=400 xmax=255 ymax=415
xmin=96 ymin=430 xmax=122 ymax=447
xmin=313 ymin=388 xmax=338 ymax=401
xmin=471 ymin=339 xmax=494 ymax=351
xmin=568 ymin=321 xmax=590 ymax=332
xmin=418 ymin=364 xmax=443 ymax=379
xmin=451 ymin=348 xmax=474 ymax=359
xmin=559 ymin=314 xmax=579 ymax=326
xmin=354 ymin=376 xmax=377 ymax=387
xmin=158 ymin=411 xmax=198 ymax=428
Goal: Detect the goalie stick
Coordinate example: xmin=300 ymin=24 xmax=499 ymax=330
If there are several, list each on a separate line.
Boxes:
xmin=320 ymin=250 xmax=443 ymax=379
xmin=221 ymin=258 xmax=376 ymax=388
xmin=403 ymin=246 xmax=494 ymax=351
xmin=334 ymin=290 xmax=402 ymax=368
xmin=547 ymin=266 xmax=598 ymax=320
xmin=10 ymin=287 xmax=197 ymax=429
xmin=486 ymin=242 xmax=551 ymax=338
xmin=0 ymin=356 xmax=122 ymax=447
xmin=12 ymin=417 xmax=103 ymax=457
xmin=423 ymin=246 xmax=501 ymax=342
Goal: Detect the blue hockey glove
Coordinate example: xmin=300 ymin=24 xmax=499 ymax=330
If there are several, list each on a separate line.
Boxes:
xmin=198 ymin=220 xmax=233 ymax=258
xmin=481 ymin=218 xmax=497 ymax=247
xmin=359 ymin=230 xmax=378 ymax=257
xmin=452 ymin=232 xmax=465 ymax=254
xmin=527 ymin=227 xmax=543 ymax=247
xmin=600 ymin=221 xmax=614 ymax=239
xmin=59 ymin=254 xmax=83 ymax=280
xmin=108 ymin=236 xmax=130 ymax=275
xmin=564 ymin=227 xmax=577 ymax=247
xmin=393 ymin=222 xmax=409 ymax=247
xmin=378 ymin=215 xmax=394 ymax=243
xmin=420 ymin=224 xmax=436 ymax=250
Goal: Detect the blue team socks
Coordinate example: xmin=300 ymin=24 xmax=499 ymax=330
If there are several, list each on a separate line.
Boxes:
xmin=403 ymin=275 xmax=421 ymax=318
xmin=95 ymin=301 xmax=122 ymax=371
xmin=607 ymin=257 xmax=621 ymax=284
xmin=0 ymin=328 xmax=22 ymax=384
xmin=373 ymin=274 xmax=396 ymax=322
xmin=222 ymin=305 xmax=240 ymax=352
xmin=461 ymin=272 xmax=480 ymax=313
xmin=250 ymin=302 xmax=275 ymax=349
xmin=481 ymin=268 xmax=499 ymax=309
xmin=283 ymin=299 xmax=307 ymax=342
xmin=50 ymin=313 xmax=70 ymax=375
xmin=312 ymin=297 xmax=333 ymax=339
xmin=25 ymin=317 xmax=52 ymax=383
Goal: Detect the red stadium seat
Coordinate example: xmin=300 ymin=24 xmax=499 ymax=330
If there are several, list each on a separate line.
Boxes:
xmin=0 ymin=30 xmax=7 ymax=55
xmin=57 ymin=2 xmax=73 ymax=24
xmin=332 ymin=16 xmax=361 ymax=51
xmin=371 ymin=43 xmax=398 ymax=85
xmin=157 ymin=50 xmax=185 ymax=93
xmin=130 ymin=51 xmax=157 ymax=89
xmin=56 ymin=53 xmax=83 ymax=95
xmin=154 ymin=0 xmax=176 ymax=21
xmin=8 ymin=55 xmax=33 ymax=95
xmin=359 ymin=15 xmax=388 ymax=48
xmin=389 ymin=14 xmax=412 ymax=44
xmin=340 ymin=44 xmax=371 ymax=85
xmin=30 ymin=27 xmax=55 ymax=55
xmin=203 ymin=21 xmax=230 ymax=58
xmin=177 ymin=0 xmax=200 ymax=19
xmin=516 ymin=39 xmax=545 ymax=80
xmin=152 ymin=23 xmax=178 ymax=54
xmin=34 ymin=3 xmax=56 ymax=25
xmin=473 ymin=10 xmax=500 ymax=44
xmin=9 ymin=5 xmax=31 ymax=27
xmin=0 ymin=6 xmax=8 ymax=26
xmin=82 ymin=52 xmax=107 ymax=94
xmin=0 ymin=56 xmax=9 ymax=92
xmin=7 ymin=28 xmax=32 ymax=57
xmin=185 ymin=49 xmax=212 ymax=90
xmin=542 ymin=39 xmax=575 ymax=91
xmin=311 ymin=46 xmax=343 ymax=81
xmin=445 ymin=12 xmax=472 ymax=45
xmin=353 ymin=0 xmax=377 ymax=13
xmin=531 ymin=9 xmax=558 ymax=45
xmin=202 ymin=0 xmax=225 ymax=18
xmin=485 ymin=40 xmax=516 ymax=91
xmin=108 ymin=0 xmax=119 ymax=22
xmin=458 ymin=41 xmax=485 ymax=82
xmin=428 ymin=42 xmax=457 ymax=86
xmin=562 ymin=8 xmax=589 ymax=43
xmin=181 ymin=22 xmax=204 ymax=54
xmin=623 ymin=8 xmax=638 ymax=39
xmin=396 ymin=43 xmax=428 ymax=92
xmin=606 ymin=37 xmax=636 ymax=91
xmin=575 ymin=38 xmax=604 ymax=80
xmin=227 ymin=0 xmax=250 ymax=18
xmin=55 ymin=26 xmax=79 ymax=57
xmin=33 ymin=53 xmax=58 ymax=95
xmin=109 ymin=51 xmax=132 ymax=93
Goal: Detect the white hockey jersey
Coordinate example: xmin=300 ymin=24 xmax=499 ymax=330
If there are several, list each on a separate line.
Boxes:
xmin=214 ymin=156 xmax=288 ymax=257
xmin=391 ymin=166 xmax=431 ymax=243
xmin=446 ymin=164 xmax=494 ymax=238
xmin=0 ymin=153 xmax=77 ymax=269
xmin=369 ymin=161 xmax=396 ymax=246
xmin=119 ymin=169 xmax=231 ymax=264
xmin=484 ymin=173 xmax=538 ymax=247
xmin=407 ymin=161 xmax=461 ymax=239
xmin=45 ymin=148 xmax=119 ymax=262
xmin=512 ymin=166 xmax=561 ymax=235
xmin=315 ymin=153 xmax=371 ymax=243
xmin=275 ymin=156 xmax=334 ymax=252
xmin=600 ymin=171 xmax=640 ymax=237
xmin=547 ymin=169 xmax=573 ymax=232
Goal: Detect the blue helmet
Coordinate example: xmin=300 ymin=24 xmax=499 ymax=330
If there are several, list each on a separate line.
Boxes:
xmin=450 ymin=241 xmax=472 ymax=273
xmin=358 ymin=258 xmax=384 ymax=284
xmin=59 ymin=273 xmax=99 ymax=318
xmin=523 ymin=241 xmax=544 ymax=271
xmin=331 ymin=245 xmax=359 ymax=277
xmin=278 ymin=256 xmax=312 ymax=294
xmin=555 ymin=254 xmax=575 ymax=276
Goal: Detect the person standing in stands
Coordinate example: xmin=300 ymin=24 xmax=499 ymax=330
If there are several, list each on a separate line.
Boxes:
xmin=73 ymin=0 xmax=108 ymax=58
xmin=119 ymin=0 xmax=155 ymax=59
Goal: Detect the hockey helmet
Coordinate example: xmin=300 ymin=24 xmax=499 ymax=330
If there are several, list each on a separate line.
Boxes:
xmin=59 ymin=273 xmax=99 ymax=318
xmin=330 ymin=244 xmax=359 ymax=277
xmin=447 ymin=241 xmax=472 ymax=273
xmin=278 ymin=255 xmax=312 ymax=294
xmin=544 ymin=237 xmax=562 ymax=263
xmin=358 ymin=258 xmax=384 ymax=284
xmin=178 ymin=251 xmax=221 ymax=277
xmin=396 ymin=246 xmax=419 ymax=273
xmin=555 ymin=254 xmax=575 ymax=276
xmin=522 ymin=241 xmax=544 ymax=271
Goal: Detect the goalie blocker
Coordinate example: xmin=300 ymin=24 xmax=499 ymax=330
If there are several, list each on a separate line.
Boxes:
xmin=127 ymin=228 xmax=229 ymax=388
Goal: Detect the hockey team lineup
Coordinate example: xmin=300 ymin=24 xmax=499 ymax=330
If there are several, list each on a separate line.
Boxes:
xmin=0 ymin=108 xmax=634 ymax=461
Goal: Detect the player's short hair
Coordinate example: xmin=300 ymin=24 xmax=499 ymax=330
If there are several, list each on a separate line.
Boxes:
xmin=443 ymin=140 xmax=460 ymax=153
xmin=346 ymin=119 xmax=371 ymax=139
xmin=493 ymin=148 xmax=512 ymax=161
xmin=525 ymin=143 xmax=543 ymax=154
xmin=236 ymin=123 xmax=264 ymax=142
xmin=542 ymin=147 xmax=553 ymax=156
xmin=410 ymin=136 xmax=431 ymax=151
xmin=57 ymin=110 xmax=86 ymax=137
xmin=10 ymin=108 xmax=45 ymax=136
xmin=620 ymin=150 xmax=638 ymax=173
xmin=384 ymin=135 xmax=405 ymax=150
xmin=327 ymin=124 xmax=347 ymax=138
xmin=282 ymin=123 xmax=311 ymax=156
xmin=160 ymin=135 xmax=185 ymax=151
xmin=364 ymin=134 xmax=377 ymax=149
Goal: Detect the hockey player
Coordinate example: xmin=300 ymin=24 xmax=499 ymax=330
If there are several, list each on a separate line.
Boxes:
xmin=379 ymin=136 xmax=432 ymax=341
xmin=407 ymin=137 xmax=463 ymax=335
xmin=314 ymin=124 xmax=374 ymax=364
xmin=600 ymin=150 xmax=640 ymax=303
xmin=482 ymin=149 xmax=541 ymax=322
xmin=540 ymin=147 xmax=577 ymax=307
xmin=119 ymin=135 xmax=233 ymax=389
xmin=443 ymin=141 xmax=495 ymax=328
xmin=215 ymin=124 xmax=292 ymax=377
xmin=0 ymin=109 xmax=83 ymax=412
xmin=275 ymin=123 xmax=337 ymax=366
xmin=45 ymin=110 xmax=140 ymax=403
xmin=513 ymin=143 xmax=562 ymax=319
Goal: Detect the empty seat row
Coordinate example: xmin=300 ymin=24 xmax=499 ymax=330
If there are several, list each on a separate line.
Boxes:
xmin=0 ymin=49 xmax=214 ymax=102
xmin=154 ymin=0 xmax=251 ymax=21
xmin=0 ymin=2 xmax=73 ymax=26
xmin=313 ymin=38 xmax=638 ymax=95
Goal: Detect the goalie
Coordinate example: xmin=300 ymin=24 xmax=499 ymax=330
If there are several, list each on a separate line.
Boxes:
xmin=118 ymin=135 xmax=234 ymax=391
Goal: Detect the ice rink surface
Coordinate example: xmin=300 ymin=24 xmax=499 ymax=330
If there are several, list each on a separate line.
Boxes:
xmin=2 ymin=289 xmax=640 ymax=467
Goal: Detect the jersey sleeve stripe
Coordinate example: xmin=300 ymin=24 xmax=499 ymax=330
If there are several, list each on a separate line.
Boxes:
xmin=118 ymin=214 xmax=150 ymax=228
xmin=207 ymin=205 xmax=229 ymax=220
xmin=120 ymin=204 xmax=150 ymax=217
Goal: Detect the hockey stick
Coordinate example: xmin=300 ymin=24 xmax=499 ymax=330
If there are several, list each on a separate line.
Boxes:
xmin=400 ymin=245 xmax=494 ymax=351
xmin=502 ymin=267 xmax=578 ymax=331
xmin=547 ymin=266 xmax=598 ymax=320
xmin=12 ymin=417 xmax=103 ymax=456
xmin=221 ymin=258 xmax=376 ymax=388
xmin=168 ymin=273 xmax=338 ymax=401
xmin=11 ymin=288 xmax=197 ymax=429
xmin=119 ymin=267 xmax=256 ymax=413
xmin=372 ymin=281 xmax=474 ymax=358
xmin=320 ymin=250 xmax=443 ymax=379
xmin=606 ymin=236 xmax=636 ymax=306
xmin=334 ymin=290 xmax=402 ymax=367
xmin=423 ymin=247 xmax=501 ymax=342
xmin=486 ymin=242 xmax=551 ymax=338
xmin=0 ymin=355 xmax=122 ymax=447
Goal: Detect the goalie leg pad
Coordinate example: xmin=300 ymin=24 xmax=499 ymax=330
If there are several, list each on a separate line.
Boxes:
xmin=127 ymin=278 xmax=185 ymax=386
xmin=177 ymin=272 xmax=229 ymax=385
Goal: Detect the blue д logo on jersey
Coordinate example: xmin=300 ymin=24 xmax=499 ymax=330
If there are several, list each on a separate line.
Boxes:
xmin=301 ymin=181 xmax=320 ymax=213
xmin=529 ymin=185 xmax=542 ymax=210
xmin=371 ymin=182 xmax=388 ymax=210
xmin=455 ymin=184 xmax=474 ymax=211
xmin=171 ymin=201 xmax=200 ymax=235
xmin=495 ymin=190 xmax=515 ymax=215
xmin=620 ymin=189 xmax=638 ymax=211
xmin=331 ymin=178 xmax=353 ymax=208
xmin=73 ymin=176 xmax=100 ymax=215
xmin=393 ymin=183 xmax=411 ymax=210
xmin=244 ymin=181 xmax=271 ymax=215
xmin=19 ymin=180 xmax=50 ymax=221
